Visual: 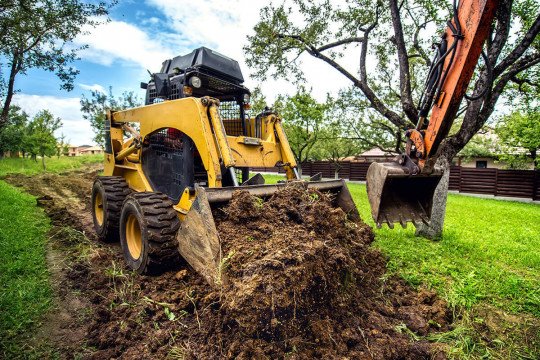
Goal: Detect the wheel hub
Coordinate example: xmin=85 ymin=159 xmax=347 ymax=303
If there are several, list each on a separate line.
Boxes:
xmin=94 ymin=192 xmax=104 ymax=226
xmin=125 ymin=214 xmax=142 ymax=259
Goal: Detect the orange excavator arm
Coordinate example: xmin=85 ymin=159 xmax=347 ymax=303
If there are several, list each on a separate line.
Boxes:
xmin=367 ymin=0 xmax=498 ymax=228
xmin=416 ymin=0 xmax=498 ymax=172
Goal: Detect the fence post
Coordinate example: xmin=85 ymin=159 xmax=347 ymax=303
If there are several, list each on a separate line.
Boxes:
xmin=494 ymin=168 xmax=498 ymax=197
xmin=532 ymin=169 xmax=540 ymax=200
xmin=459 ymin=167 xmax=463 ymax=193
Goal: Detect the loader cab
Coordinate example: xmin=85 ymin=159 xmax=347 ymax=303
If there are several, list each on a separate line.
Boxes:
xmin=141 ymin=47 xmax=253 ymax=138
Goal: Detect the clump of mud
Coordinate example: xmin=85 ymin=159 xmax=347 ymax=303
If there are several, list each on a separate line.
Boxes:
xmin=5 ymin=171 xmax=450 ymax=359
xmin=193 ymin=184 xmax=450 ymax=359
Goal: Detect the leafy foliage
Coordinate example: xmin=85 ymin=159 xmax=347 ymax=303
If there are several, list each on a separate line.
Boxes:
xmin=80 ymin=87 xmax=142 ymax=147
xmin=274 ymin=87 xmax=330 ymax=164
xmin=0 ymin=0 xmax=113 ymax=125
xmin=0 ymin=106 xmax=29 ymax=156
xmin=245 ymin=0 xmax=540 ymax=160
xmin=312 ymin=121 xmax=364 ymax=171
xmin=333 ymin=87 xmax=401 ymax=153
xmin=248 ymin=86 xmax=268 ymax=115
xmin=496 ymin=110 xmax=540 ymax=168
xmin=24 ymin=110 xmax=62 ymax=169
xmin=271 ymin=87 xmax=370 ymax=166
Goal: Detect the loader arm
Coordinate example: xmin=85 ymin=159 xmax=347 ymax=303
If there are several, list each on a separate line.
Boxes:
xmin=100 ymin=95 xmax=358 ymax=285
xmin=367 ymin=0 xmax=498 ymax=228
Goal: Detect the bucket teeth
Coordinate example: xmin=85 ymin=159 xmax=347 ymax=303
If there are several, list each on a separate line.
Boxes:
xmin=386 ymin=217 xmax=394 ymax=229
xmin=366 ymin=161 xmax=443 ymax=229
xmin=399 ymin=216 xmax=407 ymax=229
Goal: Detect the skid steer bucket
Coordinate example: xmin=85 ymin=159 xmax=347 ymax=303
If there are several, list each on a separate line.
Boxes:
xmin=178 ymin=179 xmax=359 ymax=286
xmin=366 ymin=162 xmax=443 ymax=228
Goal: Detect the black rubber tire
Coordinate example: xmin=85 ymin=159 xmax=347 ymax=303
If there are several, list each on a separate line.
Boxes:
xmin=119 ymin=192 xmax=181 ymax=274
xmin=91 ymin=176 xmax=131 ymax=242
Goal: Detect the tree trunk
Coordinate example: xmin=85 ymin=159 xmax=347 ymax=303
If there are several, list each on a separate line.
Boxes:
xmin=297 ymin=163 xmax=302 ymax=177
xmin=333 ymin=162 xmax=341 ymax=179
xmin=1 ymin=51 xmax=20 ymax=127
xmin=415 ymin=157 xmax=450 ymax=240
xmin=41 ymin=155 xmax=46 ymax=170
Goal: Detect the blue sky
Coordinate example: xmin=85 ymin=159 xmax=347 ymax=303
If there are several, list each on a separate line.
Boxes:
xmin=9 ymin=0 xmax=359 ymax=145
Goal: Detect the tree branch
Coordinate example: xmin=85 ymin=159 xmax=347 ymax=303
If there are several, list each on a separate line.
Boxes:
xmin=493 ymin=13 xmax=540 ymax=77
xmin=510 ymin=75 xmax=540 ymax=92
xmin=316 ymin=37 xmax=364 ymax=52
xmin=487 ymin=0 xmax=512 ymax=65
xmin=439 ymin=52 xmax=540 ymax=161
xmin=277 ymin=32 xmax=410 ymax=129
xmin=389 ymin=0 xmax=418 ymax=123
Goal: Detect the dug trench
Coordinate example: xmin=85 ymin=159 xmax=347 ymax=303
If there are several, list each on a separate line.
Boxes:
xmin=5 ymin=168 xmax=451 ymax=359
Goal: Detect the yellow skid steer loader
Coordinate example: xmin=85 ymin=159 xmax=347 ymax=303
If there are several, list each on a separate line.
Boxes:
xmin=91 ymin=47 xmax=358 ymax=285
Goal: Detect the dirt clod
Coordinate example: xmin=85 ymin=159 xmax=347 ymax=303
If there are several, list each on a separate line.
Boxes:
xmin=5 ymin=170 xmax=451 ymax=359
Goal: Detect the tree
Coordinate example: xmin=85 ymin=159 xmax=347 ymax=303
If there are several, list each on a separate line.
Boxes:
xmin=245 ymin=0 xmax=540 ymax=237
xmin=249 ymin=85 xmax=268 ymax=115
xmin=80 ymin=87 xmax=142 ymax=147
xmin=0 ymin=0 xmax=112 ymax=127
xmin=274 ymin=87 xmax=329 ymax=172
xmin=0 ymin=105 xmax=29 ymax=157
xmin=496 ymin=110 xmax=540 ymax=168
xmin=334 ymin=88 xmax=402 ymax=154
xmin=56 ymin=133 xmax=70 ymax=158
xmin=24 ymin=110 xmax=62 ymax=169
xmin=313 ymin=121 xmax=364 ymax=177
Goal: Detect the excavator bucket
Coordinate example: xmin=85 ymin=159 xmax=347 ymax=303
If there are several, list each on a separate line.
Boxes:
xmin=366 ymin=162 xmax=443 ymax=228
xmin=177 ymin=179 xmax=359 ymax=286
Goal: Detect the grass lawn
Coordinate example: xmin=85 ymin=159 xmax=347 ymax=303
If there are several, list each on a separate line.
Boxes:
xmin=0 ymin=154 xmax=102 ymax=177
xmin=264 ymin=174 xmax=540 ymax=357
xmin=0 ymin=161 xmax=537 ymax=358
xmin=0 ymin=181 xmax=52 ymax=357
xmin=0 ymin=155 xmax=101 ymax=357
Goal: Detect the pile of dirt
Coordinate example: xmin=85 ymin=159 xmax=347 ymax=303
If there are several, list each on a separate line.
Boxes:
xmin=196 ymin=185 xmax=450 ymax=359
xmin=4 ymin=171 xmax=451 ymax=359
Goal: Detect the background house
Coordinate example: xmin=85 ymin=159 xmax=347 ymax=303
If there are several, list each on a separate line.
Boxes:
xmin=342 ymin=148 xmax=397 ymax=163
xmin=65 ymin=144 xmax=103 ymax=156
xmin=79 ymin=145 xmax=104 ymax=156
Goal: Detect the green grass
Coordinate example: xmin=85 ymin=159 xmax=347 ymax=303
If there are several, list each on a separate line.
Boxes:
xmin=0 ymin=181 xmax=52 ymax=357
xmin=263 ymin=174 xmax=539 ymax=315
xmin=263 ymin=173 xmax=540 ymax=357
xmin=0 ymin=155 xmax=101 ymax=356
xmin=0 ymin=154 xmax=102 ymax=177
xmin=350 ymin=185 xmax=540 ymax=316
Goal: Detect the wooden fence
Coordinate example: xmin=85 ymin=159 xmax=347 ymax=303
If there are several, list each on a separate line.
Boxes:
xmin=252 ymin=161 xmax=540 ymax=200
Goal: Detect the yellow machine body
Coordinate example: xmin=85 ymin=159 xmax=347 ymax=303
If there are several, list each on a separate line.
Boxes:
xmin=104 ymin=97 xmax=298 ymax=189
xmin=102 ymin=96 xmax=359 ymax=285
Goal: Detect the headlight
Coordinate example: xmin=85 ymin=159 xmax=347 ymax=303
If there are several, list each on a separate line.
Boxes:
xmin=243 ymin=94 xmax=250 ymax=103
xmin=190 ymin=76 xmax=202 ymax=88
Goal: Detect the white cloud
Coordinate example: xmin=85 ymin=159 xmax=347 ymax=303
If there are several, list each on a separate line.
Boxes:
xmin=143 ymin=17 xmax=160 ymax=25
xmin=79 ymin=83 xmax=106 ymax=93
xmin=75 ymin=18 xmax=177 ymax=70
xmin=12 ymin=94 xmax=94 ymax=146
xmin=70 ymin=3 xmax=362 ymax=103
xmin=12 ymin=3 xmax=366 ymax=147
xmin=144 ymin=0 xmax=361 ymax=102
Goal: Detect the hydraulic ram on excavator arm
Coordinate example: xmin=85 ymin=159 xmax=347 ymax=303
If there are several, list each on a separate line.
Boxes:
xmin=366 ymin=0 xmax=498 ymax=228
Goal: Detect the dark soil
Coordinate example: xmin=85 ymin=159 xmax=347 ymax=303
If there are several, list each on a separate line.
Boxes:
xmin=5 ymin=170 xmax=451 ymax=359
